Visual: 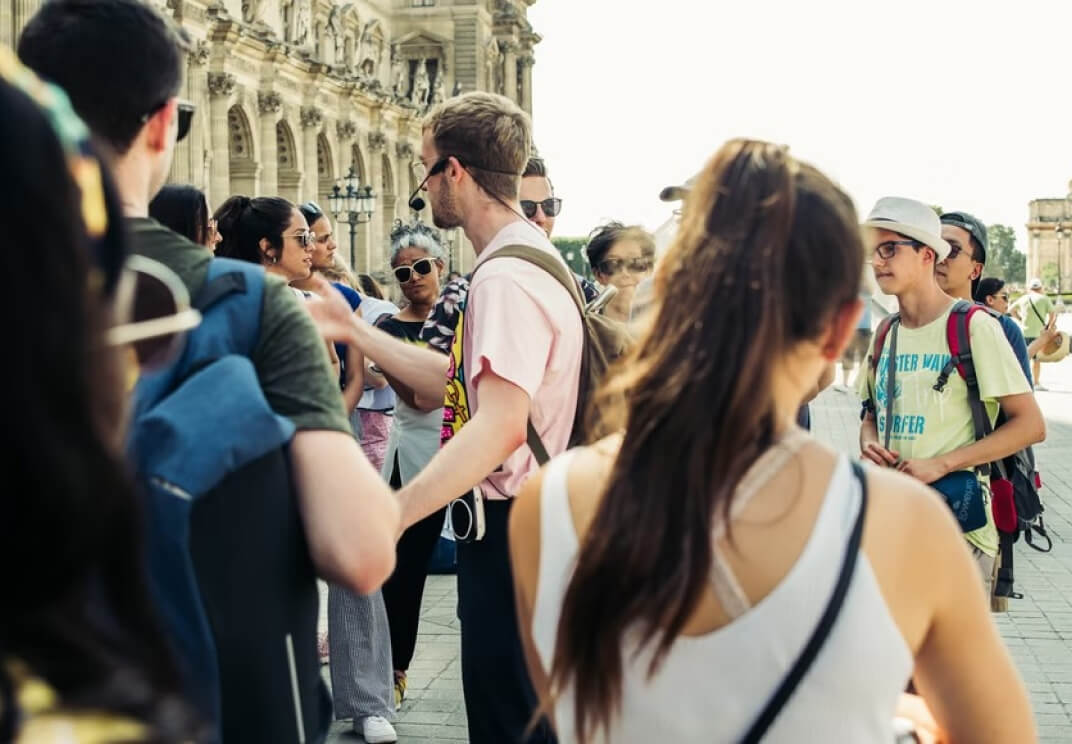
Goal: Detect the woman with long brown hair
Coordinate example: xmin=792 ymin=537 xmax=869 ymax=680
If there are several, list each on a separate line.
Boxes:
xmin=510 ymin=139 xmax=1034 ymax=743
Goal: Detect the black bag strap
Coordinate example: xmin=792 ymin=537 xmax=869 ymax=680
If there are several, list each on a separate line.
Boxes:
xmin=882 ymin=320 xmax=899 ymax=453
xmin=1028 ymin=296 xmax=1049 ymax=329
xmin=740 ymin=461 xmax=869 ymax=744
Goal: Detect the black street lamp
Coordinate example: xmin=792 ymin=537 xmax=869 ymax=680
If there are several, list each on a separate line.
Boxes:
xmin=328 ymin=165 xmax=377 ymax=269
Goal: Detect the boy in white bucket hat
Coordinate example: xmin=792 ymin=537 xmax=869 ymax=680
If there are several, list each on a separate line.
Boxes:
xmin=857 ymin=197 xmax=1044 ymax=597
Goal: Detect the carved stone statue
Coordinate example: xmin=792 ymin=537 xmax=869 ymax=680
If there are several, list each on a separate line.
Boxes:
xmin=430 ymin=65 xmax=446 ymax=105
xmin=410 ymin=59 xmax=430 ymax=107
xmin=242 ymin=0 xmax=266 ymax=24
xmin=391 ymin=49 xmax=409 ymax=100
xmin=484 ymin=38 xmax=501 ymax=94
xmin=292 ymin=0 xmax=311 ymax=49
xmin=356 ymin=21 xmax=380 ymax=78
xmin=325 ymin=5 xmax=344 ymax=66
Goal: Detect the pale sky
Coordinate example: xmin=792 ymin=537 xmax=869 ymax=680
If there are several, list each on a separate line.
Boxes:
xmin=526 ymin=0 xmax=1072 ymax=251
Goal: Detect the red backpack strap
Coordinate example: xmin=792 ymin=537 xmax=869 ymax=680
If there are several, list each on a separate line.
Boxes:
xmin=939 ymin=300 xmax=993 ymax=474
xmin=861 ymin=313 xmax=898 ymax=419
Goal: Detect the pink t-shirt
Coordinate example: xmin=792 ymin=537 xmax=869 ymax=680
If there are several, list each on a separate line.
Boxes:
xmin=464 ymin=221 xmax=583 ymax=500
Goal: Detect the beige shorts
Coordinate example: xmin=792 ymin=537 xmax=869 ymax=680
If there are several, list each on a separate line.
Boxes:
xmin=970 ymin=545 xmax=998 ymax=598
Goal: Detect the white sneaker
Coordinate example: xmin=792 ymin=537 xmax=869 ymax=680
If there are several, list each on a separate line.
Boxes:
xmin=359 ymin=715 xmax=398 ymax=743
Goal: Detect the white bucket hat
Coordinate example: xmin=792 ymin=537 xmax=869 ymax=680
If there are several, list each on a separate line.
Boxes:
xmin=1037 ymin=330 xmax=1070 ymax=364
xmin=862 ymin=197 xmax=951 ymax=262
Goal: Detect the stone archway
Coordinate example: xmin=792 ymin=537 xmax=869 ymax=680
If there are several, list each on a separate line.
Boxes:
xmin=379 ymin=152 xmax=397 ymax=275
xmin=227 ymin=104 xmax=258 ymax=197
xmin=276 ymin=119 xmax=300 ymax=203
xmin=317 ymin=132 xmax=334 ymax=206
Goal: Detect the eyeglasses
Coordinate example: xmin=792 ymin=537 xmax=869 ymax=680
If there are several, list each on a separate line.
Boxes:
xmin=596 ymin=257 xmax=654 ymax=276
xmin=393 ymin=257 xmax=436 ymax=284
xmin=411 ymin=157 xmax=451 ymax=183
xmin=141 ymin=98 xmax=196 ymax=143
xmin=998 ymin=293 xmax=1010 ymax=301
xmin=873 ymin=239 xmax=923 ymax=261
xmin=944 ymin=242 xmax=977 ymax=263
xmin=106 ymin=255 xmax=202 ymax=371
xmin=285 ymin=230 xmax=315 ymax=248
xmin=520 ymin=198 xmax=562 ymax=219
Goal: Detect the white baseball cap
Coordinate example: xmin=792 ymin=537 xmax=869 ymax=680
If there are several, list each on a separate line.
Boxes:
xmin=1029 ymin=277 xmax=1043 ymax=290
xmin=862 ymin=197 xmax=951 ymax=262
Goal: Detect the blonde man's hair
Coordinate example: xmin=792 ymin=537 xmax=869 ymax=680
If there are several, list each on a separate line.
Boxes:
xmin=422 ymin=91 xmax=531 ymax=202
xmin=318 ymin=252 xmax=356 ymax=289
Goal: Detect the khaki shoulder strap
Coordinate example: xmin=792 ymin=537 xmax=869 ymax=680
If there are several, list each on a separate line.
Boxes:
xmin=470 ymin=243 xmax=583 ymax=468
xmin=472 ymin=244 xmax=585 ymax=315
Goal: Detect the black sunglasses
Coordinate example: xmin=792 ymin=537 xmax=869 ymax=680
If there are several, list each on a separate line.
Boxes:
xmin=520 ymin=198 xmax=562 ymax=219
xmin=142 ymin=98 xmax=195 ymax=143
xmin=393 ymin=257 xmax=435 ymax=284
xmin=597 ymin=256 xmax=653 ymax=276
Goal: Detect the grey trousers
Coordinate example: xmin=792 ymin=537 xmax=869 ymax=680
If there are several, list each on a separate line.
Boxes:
xmin=328 ymin=585 xmax=396 ymax=722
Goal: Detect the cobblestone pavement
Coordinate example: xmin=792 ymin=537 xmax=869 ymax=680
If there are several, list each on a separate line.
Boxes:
xmin=326 ymin=332 xmax=1072 ymax=743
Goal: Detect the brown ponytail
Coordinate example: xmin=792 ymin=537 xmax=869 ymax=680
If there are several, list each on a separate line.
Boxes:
xmin=545 ymin=139 xmax=864 ymax=743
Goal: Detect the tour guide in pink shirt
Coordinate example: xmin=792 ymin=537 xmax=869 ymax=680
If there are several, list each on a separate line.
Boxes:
xmin=329 ymin=91 xmax=582 ymax=744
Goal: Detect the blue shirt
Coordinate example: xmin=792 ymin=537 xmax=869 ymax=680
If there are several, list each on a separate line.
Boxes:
xmin=995 ymin=312 xmax=1033 ymax=388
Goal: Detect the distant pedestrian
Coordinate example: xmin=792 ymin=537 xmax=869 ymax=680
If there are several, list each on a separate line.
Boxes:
xmin=584 ymin=221 xmax=655 ymax=322
xmin=1011 ymin=278 xmax=1058 ymax=389
xmin=150 ymin=184 xmax=219 ymax=251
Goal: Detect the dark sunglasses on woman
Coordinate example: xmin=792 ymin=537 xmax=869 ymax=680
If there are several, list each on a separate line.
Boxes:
xmin=597 ymin=257 xmax=654 ymax=276
xmin=520 ymin=197 xmax=562 ymax=219
xmin=393 ymin=257 xmax=435 ymax=284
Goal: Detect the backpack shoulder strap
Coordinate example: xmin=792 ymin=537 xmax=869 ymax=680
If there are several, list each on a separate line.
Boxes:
xmin=869 ymin=313 xmax=898 ymax=378
xmin=471 ymin=244 xmax=583 ymax=468
xmin=199 ymin=258 xmax=266 ymax=356
xmin=938 ymin=300 xmax=993 ymax=472
xmin=473 ymin=243 xmax=585 ymax=314
xmin=863 ymin=313 xmax=899 ymax=415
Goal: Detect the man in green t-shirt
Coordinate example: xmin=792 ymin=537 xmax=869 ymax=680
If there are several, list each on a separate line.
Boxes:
xmin=19 ymin=0 xmax=400 ymax=611
xmin=857 ymin=197 xmax=1045 ymax=595
xmin=1011 ymin=278 xmax=1058 ymax=390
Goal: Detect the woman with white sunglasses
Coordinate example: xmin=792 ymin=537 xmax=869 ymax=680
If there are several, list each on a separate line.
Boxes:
xmin=375 ymin=221 xmax=450 ymax=713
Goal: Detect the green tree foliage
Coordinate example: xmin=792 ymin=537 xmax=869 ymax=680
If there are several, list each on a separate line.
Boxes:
xmin=985 ymin=224 xmax=1026 ymax=284
xmin=1040 ymin=263 xmax=1059 ymax=290
xmin=552 ymin=237 xmax=593 ymax=280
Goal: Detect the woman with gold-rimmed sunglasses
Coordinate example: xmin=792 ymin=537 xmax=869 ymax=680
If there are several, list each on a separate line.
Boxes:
xmin=214 ymin=195 xmax=317 ymax=284
xmin=0 ymin=55 xmax=205 ymax=742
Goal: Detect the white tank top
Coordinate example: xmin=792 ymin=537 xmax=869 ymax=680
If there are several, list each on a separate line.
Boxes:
xmin=533 ymin=450 xmax=913 ymax=743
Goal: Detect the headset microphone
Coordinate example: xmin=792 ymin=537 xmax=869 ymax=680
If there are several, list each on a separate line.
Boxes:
xmin=408 ymin=193 xmax=426 ymax=212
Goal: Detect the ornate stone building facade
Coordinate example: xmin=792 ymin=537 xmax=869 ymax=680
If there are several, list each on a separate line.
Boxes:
xmin=1027 ymin=181 xmax=1072 ymax=295
xmin=2 ymin=0 xmax=541 ymax=275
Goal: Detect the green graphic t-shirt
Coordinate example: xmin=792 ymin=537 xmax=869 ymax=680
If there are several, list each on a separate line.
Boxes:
xmin=1012 ymin=293 xmax=1055 ymax=338
xmin=859 ymin=304 xmax=1031 ymax=556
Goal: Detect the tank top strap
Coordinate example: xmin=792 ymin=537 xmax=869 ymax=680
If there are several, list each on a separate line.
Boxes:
xmin=533 ymin=449 xmax=582 ymax=668
xmin=709 ymin=427 xmax=809 ymax=619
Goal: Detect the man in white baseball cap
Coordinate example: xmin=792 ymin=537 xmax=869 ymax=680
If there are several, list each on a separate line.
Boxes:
xmin=858 ymin=196 xmax=1044 ymax=598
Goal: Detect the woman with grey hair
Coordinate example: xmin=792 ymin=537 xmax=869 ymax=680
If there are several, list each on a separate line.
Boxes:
xmin=375 ymin=220 xmax=450 ymax=711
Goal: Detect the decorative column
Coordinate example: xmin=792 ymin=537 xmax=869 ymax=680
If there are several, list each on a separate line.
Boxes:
xmin=207 ymin=72 xmax=237 ymax=209
xmin=518 ymin=53 xmax=534 ymax=115
xmin=187 ymin=41 xmax=211 ymax=193
xmin=258 ymin=92 xmax=283 ymax=196
xmin=1 ymin=4 xmax=13 ymax=48
xmin=13 ymin=1 xmax=43 ymax=43
xmin=300 ymin=106 xmax=323 ymax=203
xmin=336 ymin=120 xmax=364 ymax=270
xmin=501 ymin=40 xmax=519 ymax=103
xmin=368 ymin=130 xmax=387 ymax=274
